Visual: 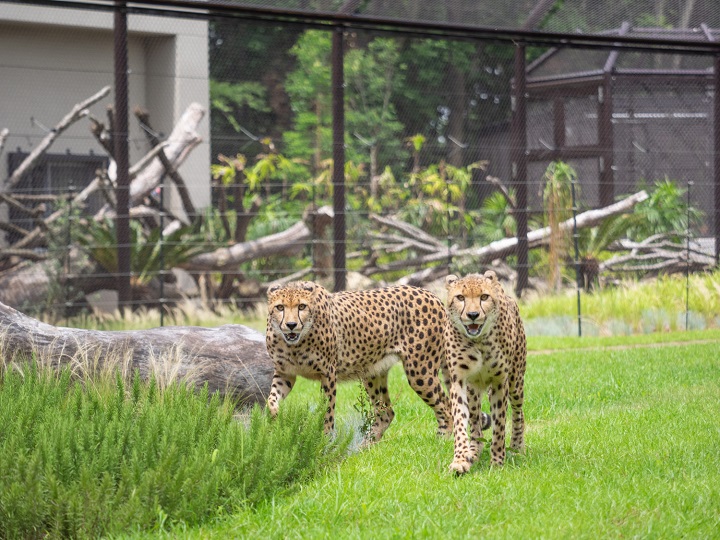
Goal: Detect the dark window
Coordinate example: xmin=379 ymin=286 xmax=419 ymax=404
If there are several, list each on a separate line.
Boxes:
xmin=6 ymin=152 xmax=107 ymax=244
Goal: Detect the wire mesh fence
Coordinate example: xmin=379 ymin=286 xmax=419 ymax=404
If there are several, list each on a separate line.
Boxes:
xmin=0 ymin=0 xmax=718 ymax=334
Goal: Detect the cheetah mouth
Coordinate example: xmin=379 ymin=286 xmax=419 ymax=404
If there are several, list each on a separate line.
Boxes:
xmin=283 ymin=332 xmax=300 ymax=343
xmin=464 ymin=323 xmax=483 ymax=336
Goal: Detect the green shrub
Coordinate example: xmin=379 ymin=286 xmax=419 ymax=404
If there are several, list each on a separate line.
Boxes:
xmin=0 ymin=367 xmax=349 ymax=539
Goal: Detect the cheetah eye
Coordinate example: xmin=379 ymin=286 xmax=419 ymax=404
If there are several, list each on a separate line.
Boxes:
xmin=276 ymin=305 xmax=284 ymax=312
xmin=298 ymin=304 xmax=307 ymax=311
xmin=480 ymin=294 xmax=490 ymax=301
xmin=456 ymin=295 xmax=464 ymax=302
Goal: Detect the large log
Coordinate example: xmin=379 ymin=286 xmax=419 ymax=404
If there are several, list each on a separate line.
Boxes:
xmin=365 ymin=190 xmax=649 ymax=276
xmin=0 ymin=300 xmax=273 ymax=406
xmin=181 ymin=205 xmax=334 ymax=273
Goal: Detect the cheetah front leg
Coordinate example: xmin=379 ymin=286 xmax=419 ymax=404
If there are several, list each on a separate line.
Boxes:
xmin=467 ymin=384 xmax=486 ymax=462
xmin=488 ymin=378 xmax=510 ymax=466
xmin=448 ymin=377 xmax=474 ymax=474
xmin=267 ymin=371 xmax=296 ymax=418
xmin=320 ymin=364 xmax=338 ymax=436
xmin=361 ymin=373 xmax=395 ymax=445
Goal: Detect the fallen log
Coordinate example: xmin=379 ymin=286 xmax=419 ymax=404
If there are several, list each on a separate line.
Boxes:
xmin=364 ymin=190 xmax=649 ymax=276
xmin=181 ymin=205 xmax=334 ymax=273
xmin=0 ymin=300 xmax=273 ymax=406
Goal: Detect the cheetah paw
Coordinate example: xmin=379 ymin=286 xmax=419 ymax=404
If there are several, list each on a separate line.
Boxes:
xmin=449 ymin=458 xmax=472 ymax=475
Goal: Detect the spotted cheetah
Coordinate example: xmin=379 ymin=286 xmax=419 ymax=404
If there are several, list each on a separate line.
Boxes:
xmin=265 ymin=281 xmax=452 ymax=443
xmin=444 ymin=271 xmax=527 ymax=473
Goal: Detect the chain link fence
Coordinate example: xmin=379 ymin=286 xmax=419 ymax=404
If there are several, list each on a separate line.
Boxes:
xmin=0 ymin=0 xmax=718 ymax=334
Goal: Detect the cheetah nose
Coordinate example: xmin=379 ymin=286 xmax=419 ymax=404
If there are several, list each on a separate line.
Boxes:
xmin=467 ymin=312 xmax=480 ymax=320
xmin=286 ymin=321 xmax=298 ymax=330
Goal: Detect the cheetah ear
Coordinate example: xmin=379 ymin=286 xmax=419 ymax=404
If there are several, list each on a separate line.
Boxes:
xmin=267 ymin=284 xmax=281 ymax=295
xmin=445 ymin=274 xmax=459 ymax=288
xmin=301 ymin=282 xmax=315 ymax=293
xmin=484 ymin=270 xmax=497 ymax=282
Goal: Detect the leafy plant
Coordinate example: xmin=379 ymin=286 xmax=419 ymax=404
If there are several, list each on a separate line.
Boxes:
xmin=542 ymin=161 xmax=577 ymax=291
xmin=0 ymin=365 xmax=350 ymax=538
xmin=76 ymin=218 xmax=209 ymax=287
xmin=627 ymin=178 xmax=703 ymax=241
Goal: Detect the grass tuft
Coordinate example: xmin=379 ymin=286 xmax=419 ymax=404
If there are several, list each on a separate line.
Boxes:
xmin=0 ymin=365 xmax=349 ymax=539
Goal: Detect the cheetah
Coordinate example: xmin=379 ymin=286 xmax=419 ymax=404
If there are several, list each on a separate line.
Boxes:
xmin=265 ymin=281 xmax=452 ymax=443
xmin=444 ymin=271 xmax=527 ymax=474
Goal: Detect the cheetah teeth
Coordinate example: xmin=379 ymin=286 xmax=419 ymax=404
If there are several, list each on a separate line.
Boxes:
xmin=465 ymin=323 xmax=481 ymax=336
xmin=285 ymin=332 xmax=299 ymax=342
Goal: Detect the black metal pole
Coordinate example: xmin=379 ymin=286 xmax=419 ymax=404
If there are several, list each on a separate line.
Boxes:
xmin=331 ymin=27 xmax=346 ymax=292
xmin=571 ymin=177 xmax=582 ymax=337
xmin=446 ymin=163 xmax=452 ymax=271
xmin=159 ymin=180 xmax=165 ymax=327
xmin=114 ymin=1 xmax=132 ymax=315
xmin=715 ymin=55 xmax=720 ymax=266
xmin=511 ymin=44 xmax=529 ymax=297
xmin=686 ymin=180 xmax=692 ymax=331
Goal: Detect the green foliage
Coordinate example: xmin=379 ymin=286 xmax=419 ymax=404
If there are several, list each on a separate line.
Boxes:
xmin=477 ymin=189 xmax=517 ymax=242
xmin=284 ymin=32 xmax=408 ymax=173
xmin=76 ymin=219 xmax=208 ymax=286
xmin=543 ymin=161 xmax=578 ymax=291
xmin=0 ymin=367 xmax=349 ymax=539
xmin=627 ymin=178 xmax=703 ymax=241
xmin=211 ymin=80 xmax=270 ymax=135
xmin=520 ymin=269 xmax=720 ymax=335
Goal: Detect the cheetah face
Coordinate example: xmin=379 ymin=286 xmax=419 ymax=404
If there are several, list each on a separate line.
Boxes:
xmin=267 ymin=282 xmax=316 ymax=346
xmin=445 ymin=272 xmax=499 ymax=339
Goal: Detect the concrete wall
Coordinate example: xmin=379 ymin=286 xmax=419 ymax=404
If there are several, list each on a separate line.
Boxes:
xmin=0 ymin=2 xmax=210 ymax=222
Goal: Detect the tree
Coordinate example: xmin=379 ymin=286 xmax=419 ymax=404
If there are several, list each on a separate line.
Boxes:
xmin=542 ymin=161 xmax=576 ymax=292
xmin=283 ymin=31 xmax=408 ymax=178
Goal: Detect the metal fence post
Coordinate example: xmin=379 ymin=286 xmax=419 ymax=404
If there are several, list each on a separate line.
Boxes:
xmin=114 ymin=0 xmax=132 ymax=315
xmin=685 ymin=180 xmax=693 ymax=331
xmin=571 ymin=177 xmax=582 ymax=337
xmin=332 ymin=26 xmax=346 ymax=292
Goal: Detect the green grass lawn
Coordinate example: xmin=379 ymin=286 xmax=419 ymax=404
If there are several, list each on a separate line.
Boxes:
xmin=125 ymin=336 xmax=719 ymax=539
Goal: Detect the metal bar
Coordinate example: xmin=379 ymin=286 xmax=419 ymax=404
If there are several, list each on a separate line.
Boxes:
xmin=331 ymin=27 xmax=346 ymax=292
xmin=114 ymin=0 xmax=132 ymax=315
xmin=604 ymin=21 xmax=631 ymax=73
xmin=511 ymin=44 xmax=529 ymax=297
xmin=598 ymin=74 xmax=614 ymax=207
xmin=685 ymin=180 xmax=692 ymax=331
xmin=14 ymin=0 xmax=720 ymax=55
xmin=715 ymin=55 xmax=720 ymax=264
xmin=705 ymin=25 xmax=720 ymax=266
xmin=571 ymin=177 xmax=582 ymax=337
xmin=553 ymin=97 xmax=565 ymax=149
xmin=528 ymin=146 xmax=603 ymax=162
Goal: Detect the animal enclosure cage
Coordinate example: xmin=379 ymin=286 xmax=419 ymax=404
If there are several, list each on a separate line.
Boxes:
xmin=523 ymin=24 xmax=718 ymax=236
xmin=1 ymin=0 xmax=719 ymax=321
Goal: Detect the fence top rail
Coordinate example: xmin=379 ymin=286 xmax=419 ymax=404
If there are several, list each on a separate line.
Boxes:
xmin=10 ymin=0 xmax=720 ymax=55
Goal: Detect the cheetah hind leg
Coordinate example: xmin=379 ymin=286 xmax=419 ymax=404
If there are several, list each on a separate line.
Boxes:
xmin=406 ymin=361 xmax=452 ymax=437
xmin=360 ymin=373 xmax=395 ymax=447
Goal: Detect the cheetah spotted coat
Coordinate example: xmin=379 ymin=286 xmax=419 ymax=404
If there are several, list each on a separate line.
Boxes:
xmin=444 ymin=271 xmax=527 ymax=473
xmin=265 ymin=281 xmax=452 ymax=443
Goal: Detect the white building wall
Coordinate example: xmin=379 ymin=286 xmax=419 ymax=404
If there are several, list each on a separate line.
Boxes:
xmin=0 ymin=2 xmax=211 ymax=221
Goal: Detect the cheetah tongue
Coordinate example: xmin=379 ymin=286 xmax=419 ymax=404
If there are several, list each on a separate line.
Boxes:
xmin=466 ymin=324 xmax=481 ymax=335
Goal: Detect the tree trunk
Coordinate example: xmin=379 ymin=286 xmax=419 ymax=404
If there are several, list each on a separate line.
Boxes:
xmin=0 ymin=300 xmax=273 ymax=406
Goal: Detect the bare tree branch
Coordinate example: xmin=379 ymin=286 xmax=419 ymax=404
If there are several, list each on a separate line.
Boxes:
xmin=5 ymin=86 xmax=111 ymax=190
xmin=134 ymin=107 xmax=197 ymax=219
